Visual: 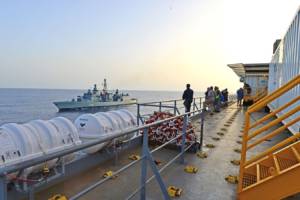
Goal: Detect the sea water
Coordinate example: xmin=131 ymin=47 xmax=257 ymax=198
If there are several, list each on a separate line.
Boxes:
xmin=0 ymin=88 xmax=203 ymax=125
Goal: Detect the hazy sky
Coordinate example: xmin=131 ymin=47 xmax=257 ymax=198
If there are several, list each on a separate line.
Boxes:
xmin=0 ymin=0 xmax=299 ymax=91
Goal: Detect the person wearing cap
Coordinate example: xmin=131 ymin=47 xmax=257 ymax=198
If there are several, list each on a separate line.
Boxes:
xmin=182 ymin=84 xmax=194 ymax=113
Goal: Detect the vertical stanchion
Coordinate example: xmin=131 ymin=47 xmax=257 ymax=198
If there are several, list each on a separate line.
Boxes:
xmin=174 ymin=100 xmax=177 ymax=115
xmin=146 ymin=151 xmax=171 ymax=200
xmin=181 ymin=115 xmax=188 ymax=164
xmin=200 ymin=110 xmax=204 ymax=150
xmin=0 ymin=175 xmax=7 ymax=200
xmin=137 ymin=104 xmax=140 ymax=126
xmin=159 ymin=102 xmax=162 ymax=112
xmin=200 ymin=98 xmax=202 ymax=109
xmin=28 ymin=188 xmax=35 ymax=200
xmin=140 ymin=127 xmax=148 ymax=200
xmin=192 ymin=98 xmax=195 ymax=115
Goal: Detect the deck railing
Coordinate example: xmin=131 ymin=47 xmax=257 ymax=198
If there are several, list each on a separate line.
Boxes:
xmin=136 ymin=97 xmax=204 ymax=125
xmin=239 ymin=74 xmax=300 ymax=193
xmin=0 ymin=108 xmax=205 ymax=200
xmin=0 ymin=94 xmax=237 ymax=200
xmin=137 ymin=94 xmax=237 ymax=125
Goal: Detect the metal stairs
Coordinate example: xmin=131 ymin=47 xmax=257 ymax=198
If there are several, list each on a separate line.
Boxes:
xmin=238 ymin=75 xmax=300 ymax=200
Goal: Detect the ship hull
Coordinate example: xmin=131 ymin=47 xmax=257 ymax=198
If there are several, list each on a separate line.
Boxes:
xmin=53 ymin=99 xmax=137 ymax=111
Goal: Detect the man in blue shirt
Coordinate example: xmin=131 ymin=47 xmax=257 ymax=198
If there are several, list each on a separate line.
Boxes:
xmin=237 ymin=88 xmax=244 ymax=106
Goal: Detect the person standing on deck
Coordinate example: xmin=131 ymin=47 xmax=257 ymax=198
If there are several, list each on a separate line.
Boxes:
xmin=182 ymin=84 xmax=194 ymax=113
xmin=222 ymin=89 xmax=229 ymax=106
xmin=214 ymin=86 xmax=221 ymax=112
xmin=237 ymin=88 xmax=244 ymax=106
xmin=207 ymin=86 xmax=215 ymax=114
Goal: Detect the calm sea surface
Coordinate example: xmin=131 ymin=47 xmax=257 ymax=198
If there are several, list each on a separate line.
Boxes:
xmin=0 ymin=89 xmax=203 ymax=125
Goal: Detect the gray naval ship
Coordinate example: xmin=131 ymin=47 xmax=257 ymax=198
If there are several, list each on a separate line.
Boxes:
xmin=53 ymin=79 xmax=137 ymax=111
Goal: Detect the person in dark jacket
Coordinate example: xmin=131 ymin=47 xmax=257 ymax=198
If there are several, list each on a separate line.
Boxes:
xmin=182 ymin=84 xmax=194 ymax=113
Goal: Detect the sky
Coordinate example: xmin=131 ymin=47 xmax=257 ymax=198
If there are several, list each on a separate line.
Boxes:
xmin=0 ymin=0 xmax=299 ymax=92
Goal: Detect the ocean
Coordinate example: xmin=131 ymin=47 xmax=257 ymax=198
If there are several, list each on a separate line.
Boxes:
xmin=0 ymin=88 xmax=203 ymax=125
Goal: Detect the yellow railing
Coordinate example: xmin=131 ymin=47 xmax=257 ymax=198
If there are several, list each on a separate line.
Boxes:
xmin=238 ymin=74 xmax=300 ymax=193
xmin=253 ymin=88 xmax=268 ymax=103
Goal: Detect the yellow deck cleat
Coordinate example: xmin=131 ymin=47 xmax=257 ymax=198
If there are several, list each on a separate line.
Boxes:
xmin=103 ymin=171 xmax=118 ymax=179
xmin=43 ymin=165 xmax=50 ymax=175
xmin=234 ymin=148 xmax=241 ymax=153
xmin=196 ymin=152 xmax=208 ymax=159
xmin=184 ymin=165 xmax=198 ymax=173
xmin=167 ymin=186 xmax=183 ymax=197
xmin=48 ymin=194 xmax=68 ymax=200
xmin=230 ymin=159 xmax=240 ymax=166
xmin=205 ymin=144 xmax=215 ymax=148
xmin=212 ymin=137 xmax=220 ymax=141
xmin=217 ymin=132 xmax=224 ymax=136
xmin=225 ymin=175 xmax=238 ymax=184
xmin=128 ymin=155 xmax=140 ymax=161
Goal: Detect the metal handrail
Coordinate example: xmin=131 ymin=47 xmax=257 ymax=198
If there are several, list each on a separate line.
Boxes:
xmin=249 ymin=96 xmax=300 ymax=129
xmin=138 ymin=97 xmax=203 ymax=106
xmin=238 ymin=74 xmax=300 ymax=192
xmin=68 ymin=110 xmax=204 ymax=200
xmin=137 ymin=97 xmax=205 ymax=125
xmin=248 ymin=74 xmax=300 ymax=112
xmin=0 ymin=110 xmax=200 ymax=176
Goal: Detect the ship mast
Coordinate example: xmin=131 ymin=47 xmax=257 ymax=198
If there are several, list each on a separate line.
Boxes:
xmin=103 ymin=78 xmax=108 ymax=92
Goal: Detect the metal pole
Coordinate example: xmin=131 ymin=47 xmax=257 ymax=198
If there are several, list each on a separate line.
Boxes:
xmin=28 ymin=187 xmax=35 ymax=200
xmin=193 ymin=98 xmax=195 ymax=115
xmin=200 ymin=111 xmax=204 ymax=150
xmin=174 ymin=100 xmax=177 ymax=115
xmin=181 ymin=115 xmax=188 ymax=164
xmin=140 ymin=127 xmax=148 ymax=200
xmin=137 ymin=104 xmax=140 ymax=126
xmin=200 ymin=98 xmax=202 ymax=109
xmin=146 ymin=151 xmax=171 ymax=200
xmin=0 ymin=175 xmax=7 ymax=200
xmin=159 ymin=102 xmax=162 ymax=112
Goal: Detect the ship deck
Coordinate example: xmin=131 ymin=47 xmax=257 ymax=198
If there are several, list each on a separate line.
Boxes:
xmin=34 ymin=104 xmax=299 ymax=200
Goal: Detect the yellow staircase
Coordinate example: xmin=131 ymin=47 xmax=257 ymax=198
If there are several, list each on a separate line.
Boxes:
xmin=238 ymin=75 xmax=300 ymax=200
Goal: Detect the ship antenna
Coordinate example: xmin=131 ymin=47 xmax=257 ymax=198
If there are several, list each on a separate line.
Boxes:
xmin=103 ymin=78 xmax=108 ymax=91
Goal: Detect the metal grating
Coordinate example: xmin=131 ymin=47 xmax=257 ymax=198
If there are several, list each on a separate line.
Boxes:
xmin=259 ymin=165 xmax=271 ymax=179
xmin=242 ymin=173 xmax=257 ymax=189
xmin=277 ymin=156 xmax=298 ymax=171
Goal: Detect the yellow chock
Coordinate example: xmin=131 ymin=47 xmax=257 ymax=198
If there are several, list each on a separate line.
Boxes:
xmin=205 ymin=144 xmax=215 ymax=148
xmin=234 ymin=148 xmax=241 ymax=153
xmin=212 ymin=137 xmax=220 ymax=141
xmin=238 ymin=135 xmax=243 ymax=138
xmin=230 ymin=159 xmax=240 ymax=166
xmin=236 ymin=140 xmax=242 ymax=144
xmin=43 ymin=165 xmax=50 ymax=175
xmin=217 ymin=132 xmax=224 ymax=136
xmin=103 ymin=171 xmax=118 ymax=179
xmin=167 ymin=186 xmax=183 ymax=197
xmin=184 ymin=165 xmax=198 ymax=173
xmin=221 ymin=128 xmax=228 ymax=131
xmin=128 ymin=154 xmax=140 ymax=161
xmin=224 ymin=124 xmax=230 ymax=127
xmin=225 ymin=175 xmax=238 ymax=184
xmin=48 ymin=194 xmax=68 ymax=200
xmin=196 ymin=152 xmax=208 ymax=159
